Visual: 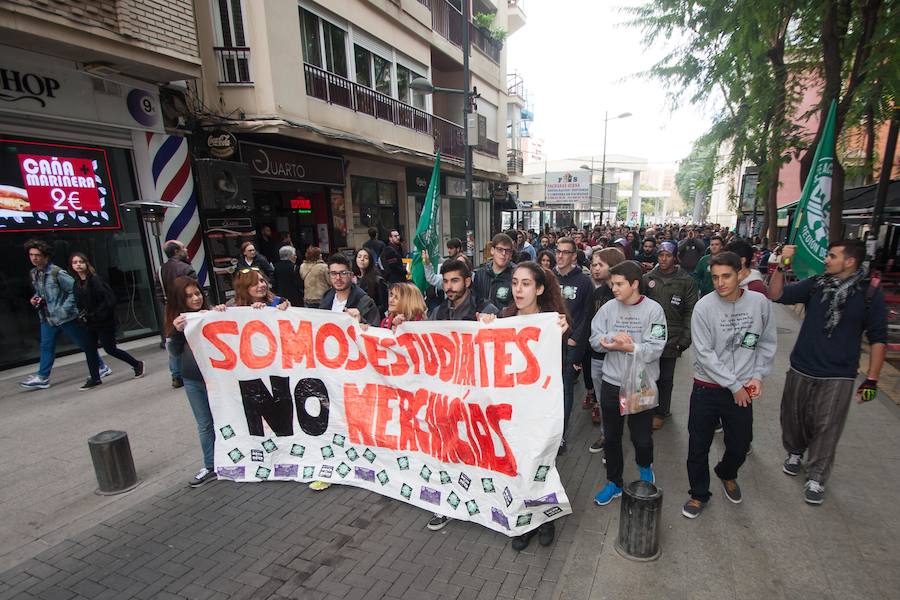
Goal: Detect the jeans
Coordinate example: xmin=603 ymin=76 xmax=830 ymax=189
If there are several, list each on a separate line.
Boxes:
xmin=183 ymin=378 xmax=215 ymax=470
xmin=599 ymin=380 xmax=654 ymax=487
xmin=655 ymin=356 xmax=678 ymax=417
xmin=87 ymin=323 xmax=140 ymax=369
xmin=166 ymin=338 xmax=181 ymax=379
xmin=686 ymin=383 xmax=753 ymax=502
xmin=38 ymin=320 xmax=101 ymax=381
xmin=562 ymin=345 xmax=579 ymax=438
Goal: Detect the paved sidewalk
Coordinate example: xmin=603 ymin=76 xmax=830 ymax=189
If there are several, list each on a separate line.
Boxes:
xmin=0 ymin=305 xmax=898 ymax=600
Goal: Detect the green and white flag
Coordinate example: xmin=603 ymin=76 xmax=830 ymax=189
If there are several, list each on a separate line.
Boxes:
xmin=411 ymin=152 xmax=441 ymax=292
xmin=789 ymin=99 xmax=837 ymax=280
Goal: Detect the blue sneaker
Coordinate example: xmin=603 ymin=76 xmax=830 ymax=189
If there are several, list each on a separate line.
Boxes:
xmin=594 ymin=482 xmax=623 ymax=506
xmin=639 ymin=465 xmax=655 ymax=484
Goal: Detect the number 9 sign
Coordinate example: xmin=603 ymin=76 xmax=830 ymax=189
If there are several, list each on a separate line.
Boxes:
xmin=126 ymin=89 xmax=160 ymax=128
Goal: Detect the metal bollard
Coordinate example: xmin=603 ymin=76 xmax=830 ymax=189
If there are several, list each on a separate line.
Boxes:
xmin=615 ymin=480 xmax=662 ymax=561
xmin=88 ymin=430 xmax=140 ymax=495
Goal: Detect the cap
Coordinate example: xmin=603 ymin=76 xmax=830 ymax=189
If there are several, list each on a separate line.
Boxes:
xmin=658 ymin=241 xmax=677 ymax=255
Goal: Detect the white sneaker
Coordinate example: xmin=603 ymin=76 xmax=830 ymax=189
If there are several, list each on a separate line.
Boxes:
xmin=99 ymin=365 xmax=112 ymax=378
xmin=19 ymin=375 xmax=50 ymax=390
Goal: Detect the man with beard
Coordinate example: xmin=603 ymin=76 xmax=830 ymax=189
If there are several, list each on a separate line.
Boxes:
xmin=381 ymin=229 xmax=408 ymax=284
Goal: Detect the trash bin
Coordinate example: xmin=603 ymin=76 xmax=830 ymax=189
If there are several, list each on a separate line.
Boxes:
xmin=615 ymin=479 xmax=662 ymax=561
xmin=88 ymin=430 xmax=140 ymax=495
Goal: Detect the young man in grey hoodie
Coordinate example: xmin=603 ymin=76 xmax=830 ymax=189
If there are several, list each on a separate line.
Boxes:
xmin=590 ymin=260 xmax=667 ymax=506
xmin=682 ymin=252 xmax=777 ymax=518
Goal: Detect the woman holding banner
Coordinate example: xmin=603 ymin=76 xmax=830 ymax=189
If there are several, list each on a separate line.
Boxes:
xmin=481 ymin=261 xmax=570 ymax=551
xmin=167 ymin=276 xmax=225 ymax=488
xmin=229 ymin=268 xmax=291 ymax=310
xmin=380 ymin=282 xmax=427 ymax=330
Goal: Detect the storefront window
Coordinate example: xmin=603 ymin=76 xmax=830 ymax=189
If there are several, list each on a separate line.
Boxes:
xmin=0 ymin=143 xmax=159 ymax=370
xmin=352 ymin=176 xmax=398 ymax=241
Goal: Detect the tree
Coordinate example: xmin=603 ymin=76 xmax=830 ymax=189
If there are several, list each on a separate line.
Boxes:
xmin=675 ymin=137 xmax=718 ymax=216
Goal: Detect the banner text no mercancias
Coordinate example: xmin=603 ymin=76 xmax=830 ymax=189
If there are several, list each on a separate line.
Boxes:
xmin=185 ymin=309 xmax=571 ymax=535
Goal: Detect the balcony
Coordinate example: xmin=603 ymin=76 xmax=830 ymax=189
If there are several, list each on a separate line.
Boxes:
xmin=428 ymin=0 xmax=502 ymax=63
xmin=304 ymin=63 xmax=467 ymax=161
xmin=507 ymin=148 xmax=523 ymax=175
xmin=214 ymin=46 xmax=252 ymax=84
xmin=508 ymin=0 xmax=526 ymax=34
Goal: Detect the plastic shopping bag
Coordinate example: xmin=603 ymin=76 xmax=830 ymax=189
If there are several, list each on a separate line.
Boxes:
xmin=619 ymin=352 xmax=659 ymax=416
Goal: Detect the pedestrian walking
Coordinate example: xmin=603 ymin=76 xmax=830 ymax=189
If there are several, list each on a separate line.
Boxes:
xmin=643 ymin=241 xmax=698 ymax=430
xmin=362 ymin=227 xmax=386 ymax=263
xmin=236 ymin=241 xmax=274 ymax=280
xmin=380 ymin=229 xmax=407 ymax=284
xmin=590 ymin=260 xmax=667 ymax=507
xmin=19 ymin=239 xmax=108 ymax=391
xmin=678 ymin=230 xmax=706 ymax=272
xmin=319 ymin=253 xmax=381 ymax=327
xmin=726 ymin=239 xmax=768 ymax=295
xmin=166 ymin=276 xmax=224 ymax=488
xmin=682 ymin=252 xmax=776 ymax=518
xmin=769 ymin=240 xmax=887 ymax=504
xmin=692 ymin=235 xmax=724 ymax=296
xmin=272 ymin=245 xmax=304 ymax=307
xmin=69 ymin=252 xmax=145 ymax=381
xmin=353 ymin=247 xmax=387 ymax=319
xmin=380 ymin=282 xmax=426 ymax=329
xmin=229 ymin=268 xmax=290 ymax=309
xmin=300 ymin=246 xmax=330 ymax=308
xmin=553 ymin=237 xmax=594 ymax=454
xmin=480 ymin=261 xmax=569 ymax=551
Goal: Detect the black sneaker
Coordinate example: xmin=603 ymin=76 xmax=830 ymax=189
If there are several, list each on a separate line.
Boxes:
xmin=427 ymin=514 xmax=449 ymax=531
xmin=511 ymin=529 xmax=535 ymax=551
xmin=682 ymin=498 xmax=706 ymax=519
xmin=133 ymin=361 xmax=145 ymax=378
xmin=722 ymin=479 xmax=742 ymax=504
xmin=804 ymin=480 xmax=825 ymax=505
xmin=783 ymin=453 xmax=803 ymax=476
xmin=589 ymin=437 xmax=605 ymax=454
xmin=80 ymin=379 xmax=102 ymax=391
xmin=538 ymin=522 xmax=555 ymax=546
xmin=172 ymin=376 xmax=184 ymax=389
xmin=190 ymin=468 xmax=217 ymax=488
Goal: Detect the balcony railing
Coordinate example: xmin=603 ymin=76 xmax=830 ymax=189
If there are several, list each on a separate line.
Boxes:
xmin=470 ymin=23 xmax=501 ymax=63
xmin=432 ymin=0 xmax=463 ymax=47
xmin=416 ymin=0 xmax=431 ymax=7
xmin=476 ymin=138 xmax=499 ymax=158
xmin=214 ymin=46 xmax=252 ymax=84
xmin=507 ymin=148 xmax=523 ymax=175
xmin=304 ymin=63 xmax=465 ymax=161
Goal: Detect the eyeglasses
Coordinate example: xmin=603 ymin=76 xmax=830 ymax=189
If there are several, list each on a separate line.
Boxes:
xmin=238 ymin=267 xmax=261 ymax=274
xmin=555 ymin=249 xmax=575 ymax=256
xmin=494 ymin=247 xmax=514 ymax=256
xmin=329 ymin=270 xmax=353 ymax=278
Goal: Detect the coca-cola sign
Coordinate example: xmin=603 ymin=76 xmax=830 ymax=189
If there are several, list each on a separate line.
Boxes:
xmin=0 ymin=138 xmax=120 ymax=232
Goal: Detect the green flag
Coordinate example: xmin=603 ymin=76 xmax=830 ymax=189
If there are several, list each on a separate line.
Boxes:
xmin=411 ymin=152 xmax=441 ymax=292
xmin=789 ymin=99 xmax=837 ymax=280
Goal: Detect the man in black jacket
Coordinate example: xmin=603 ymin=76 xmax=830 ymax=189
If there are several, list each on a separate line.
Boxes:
xmin=319 ymin=254 xmax=380 ymax=326
xmin=273 ymin=245 xmax=304 ymax=307
xmin=161 ymin=240 xmax=196 ymax=388
xmin=424 ymin=258 xmax=499 ymax=532
xmin=381 ymin=229 xmax=407 ymax=284
xmin=553 ymin=236 xmax=594 ymax=454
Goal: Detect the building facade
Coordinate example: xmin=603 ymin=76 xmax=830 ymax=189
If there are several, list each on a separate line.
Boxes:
xmin=191 ymin=0 xmax=525 ymax=292
xmin=0 ymin=0 xmax=203 ymax=370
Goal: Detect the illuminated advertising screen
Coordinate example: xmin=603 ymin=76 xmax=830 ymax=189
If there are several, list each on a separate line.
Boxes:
xmin=0 ymin=138 xmax=120 ymax=232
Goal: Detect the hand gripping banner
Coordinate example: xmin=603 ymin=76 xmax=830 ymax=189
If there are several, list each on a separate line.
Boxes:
xmin=185 ymin=308 xmax=571 ymax=536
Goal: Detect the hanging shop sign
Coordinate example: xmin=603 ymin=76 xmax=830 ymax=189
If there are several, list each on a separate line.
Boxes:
xmin=0 ymin=138 xmax=120 ymax=232
xmin=206 ymin=129 xmax=238 ymax=159
xmin=0 ymin=46 xmax=163 ymax=133
xmin=239 ymin=142 xmax=344 ymax=186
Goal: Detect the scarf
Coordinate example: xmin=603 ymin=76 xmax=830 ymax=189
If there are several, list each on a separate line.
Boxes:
xmin=815 ymin=267 xmax=867 ymax=337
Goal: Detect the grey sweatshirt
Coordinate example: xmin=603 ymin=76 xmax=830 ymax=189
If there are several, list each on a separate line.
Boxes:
xmin=589 ymin=296 xmax=668 ymax=386
xmin=691 ymin=289 xmax=777 ymax=393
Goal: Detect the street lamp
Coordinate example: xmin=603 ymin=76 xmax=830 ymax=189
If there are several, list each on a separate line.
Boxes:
xmin=600 ymin=111 xmax=632 ymax=223
xmin=409 ymin=0 xmax=480 ymax=258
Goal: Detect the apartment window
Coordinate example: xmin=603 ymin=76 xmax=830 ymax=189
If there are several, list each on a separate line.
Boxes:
xmin=397 ymin=65 xmax=426 ymax=109
xmin=213 ymin=0 xmax=250 ymax=83
xmin=354 ymin=45 xmax=372 ymax=87
xmin=300 ymin=8 xmax=348 ymax=77
xmin=352 ymin=177 xmax=399 ymax=236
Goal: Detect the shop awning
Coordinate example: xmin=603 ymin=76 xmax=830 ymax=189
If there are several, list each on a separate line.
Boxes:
xmin=842 ymin=180 xmax=900 ymax=214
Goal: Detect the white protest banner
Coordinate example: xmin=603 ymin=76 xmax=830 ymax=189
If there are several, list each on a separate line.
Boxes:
xmin=184 ymin=308 xmax=571 ymax=536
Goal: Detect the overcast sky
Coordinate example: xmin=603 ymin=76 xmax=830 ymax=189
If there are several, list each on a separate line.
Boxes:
xmin=507 ymin=0 xmax=716 ymax=167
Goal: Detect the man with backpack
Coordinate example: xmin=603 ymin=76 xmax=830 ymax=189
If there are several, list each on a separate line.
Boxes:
xmin=769 ymin=240 xmax=887 ymax=505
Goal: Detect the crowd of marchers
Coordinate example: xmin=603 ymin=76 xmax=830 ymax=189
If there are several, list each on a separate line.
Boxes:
xmin=17 ymin=220 xmax=887 ymax=553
